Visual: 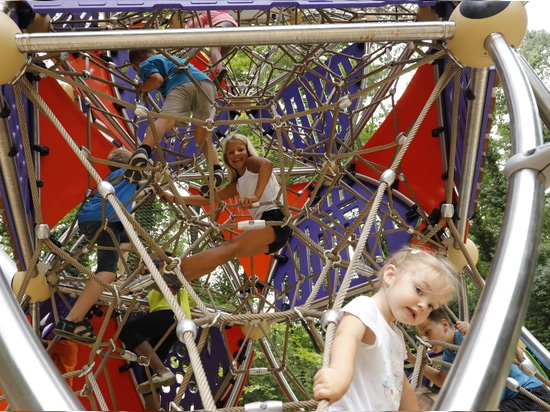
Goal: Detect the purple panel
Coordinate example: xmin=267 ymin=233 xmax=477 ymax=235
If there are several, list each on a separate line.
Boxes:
xmin=0 ymin=84 xmax=34 ymax=269
xmin=28 ymin=1 xmax=438 ymax=14
xmin=272 ymin=180 xmax=416 ymax=309
xmin=273 ymin=42 xmax=364 ymax=154
xmin=142 ymin=326 xmax=230 ymax=410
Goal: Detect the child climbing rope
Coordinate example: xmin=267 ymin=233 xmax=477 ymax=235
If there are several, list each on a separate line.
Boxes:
xmin=53 ymin=147 xmax=140 ymax=344
xmin=186 ymin=10 xmax=238 ymax=82
xmin=125 ymin=49 xmax=223 ymax=197
xmin=313 ymin=247 xmax=459 ymax=411
xmin=119 ymin=256 xmax=192 ymax=409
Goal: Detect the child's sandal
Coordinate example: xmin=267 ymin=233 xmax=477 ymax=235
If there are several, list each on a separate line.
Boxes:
xmin=53 ymin=318 xmax=97 ymax=345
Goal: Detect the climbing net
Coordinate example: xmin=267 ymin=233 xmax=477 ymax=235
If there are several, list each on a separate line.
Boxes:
xmin=5 ymin=5 xmax=493 ymax=411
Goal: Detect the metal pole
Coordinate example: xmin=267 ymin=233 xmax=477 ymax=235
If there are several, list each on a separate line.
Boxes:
xmin=0 ymin=271 xmax=84 ymax=410
xmin=14 ymin=22 xmax=456 ymax=53
xmin=456 ymin=67 xmax=489 ymax=239
xmin=436 ymin=33 xmax=545 ymax=410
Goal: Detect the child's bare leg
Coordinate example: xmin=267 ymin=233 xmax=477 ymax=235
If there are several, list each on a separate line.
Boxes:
xmin=142 ymin=393 xmax=159 ymax=411
xmin=195 ymin=125 xmax=223 ymax=197
xmin=54 ymin=271 xmax=116 ymax=342
xmin=141 ymin=118 xmax=175 ymax=151
xmin=135 ymin=341 xmax=176 ymax=394
xmin=210 ymin=46 xmax=223 ymax=70
xmin=65 ymin=271 xmax=116 ymax=324
xmin=181 ymin=229 xmax=274 ymax=280
xmin=134 ymin=341 xmax=170 ymax=375
xmin=194 ymin=125 xmax=219 ymax=167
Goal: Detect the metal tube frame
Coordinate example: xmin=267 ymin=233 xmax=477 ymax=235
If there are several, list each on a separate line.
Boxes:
xmin=15 ymin=22 xmax=455 ymax=53
xmin=437 ymin=33 xmax=546 ymax=410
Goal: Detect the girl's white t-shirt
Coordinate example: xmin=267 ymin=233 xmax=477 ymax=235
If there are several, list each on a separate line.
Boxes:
xmin=329 ymin=296 xmax=406 ymax=411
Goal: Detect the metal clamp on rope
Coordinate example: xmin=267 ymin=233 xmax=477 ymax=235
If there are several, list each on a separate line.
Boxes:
xmin=97 ymin=180 xmax=115 ymax=197
xmin=244 ymin=400 xmax=283 ymax=411
xmin=323 ymin=249 xmax=341 ymax=265
xmin=35 ymin=224 xmax=50 ymax=240
xmin=504 ymin=142 xmax=550 ymax=189
xmin=294 ymin=306 xmax=306 ymax=322
xmin=164 ymin=257 xmax=180 ymax=273
xmin=518 ymin=357 xmax=537 ymax=377
xmin=505 ymin=377 xmax=521 ymax=393
xmin=137 ymin=356 xmax=149 ymax=367
xmin=237 ymin=220 xmax=266 ymax=230
xmin=204 ymin=311 xmax=222 ymax=329
xmin=321 ymin=309 xmax=339 ymax=331
xmin=176 ymin=318 xmax=198 ymax=342
xmin=273 ymin=115 xmax=285 ymax=129
xmin=78 ymin=362 xmax=95 ymax=378
xmin=415 ymin=334 xmax=433 ymax=349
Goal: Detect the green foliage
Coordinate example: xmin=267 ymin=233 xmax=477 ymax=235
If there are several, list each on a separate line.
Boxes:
xmin=0 ymin=210 xmax=14 ymax=255
xmin=240 ymin=321 xmax=323 ymax=403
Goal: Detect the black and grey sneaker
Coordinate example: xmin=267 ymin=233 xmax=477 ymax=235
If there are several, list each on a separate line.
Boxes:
xmin=123 ymin=147 xmax=149 ymax=183
xmin=199 ymin=168 xmax=224 ymax=198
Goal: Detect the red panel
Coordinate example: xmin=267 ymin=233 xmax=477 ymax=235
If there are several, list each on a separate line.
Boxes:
xmin=38 ymin=77 xmax=119 ymax=226
xmin=354 ymin=64 xmax=446 ymax=214
xmin=68 ymin=52 xmax=132 ymax=140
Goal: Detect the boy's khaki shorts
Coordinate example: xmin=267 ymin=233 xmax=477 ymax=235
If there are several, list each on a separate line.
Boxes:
xmin=162 ymin=79 xmax=216 ymax=127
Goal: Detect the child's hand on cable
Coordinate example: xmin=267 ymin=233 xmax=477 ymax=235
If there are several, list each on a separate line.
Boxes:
xmin=159 ymin=191 xmax=175 ymax=203
xmin=455 ymin=320 xmax=470 ymax=336
xmin=313 ymin=367 xmax=349 ymax=404
xmin=238 ymin=195 xmax=258 ymax=209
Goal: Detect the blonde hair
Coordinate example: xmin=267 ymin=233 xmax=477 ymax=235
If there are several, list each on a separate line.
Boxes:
xmin=222 ymin=133 xmax=260 ymax=182
xmin=378 ymin=246 xmax=459 ymax=299
xmin=107 ymin=147 xmax=132 ymax=171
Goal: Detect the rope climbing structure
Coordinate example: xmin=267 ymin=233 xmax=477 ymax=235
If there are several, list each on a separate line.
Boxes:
xmin=1 ymin=2 xmax=548 ymax=411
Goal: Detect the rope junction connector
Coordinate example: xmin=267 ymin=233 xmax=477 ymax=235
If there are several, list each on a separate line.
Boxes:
xmin=176 ymin=318 xmax=198 ymax=342
xmin=320 ymin=309 xmax=339 ymax=331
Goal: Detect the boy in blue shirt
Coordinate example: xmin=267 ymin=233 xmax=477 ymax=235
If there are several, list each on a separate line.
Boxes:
xmin=126 ymin=49 xmax=223 ymax=197
xmin=412 ymin=308 xmax=550 ymax=410
xmin=54 ymin=147 xmax=139 ymax=344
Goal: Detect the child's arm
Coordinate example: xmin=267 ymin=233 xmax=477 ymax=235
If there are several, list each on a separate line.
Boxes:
xmin=238 ymin=156 xmax=273 ymax=208
xmin=399 ymin=377 xmax=419 ymax=411
xmin=313 ymin=313 xmax=367 ymax=404
xmin=137 ymin=72 xmax=164 ymax=93
xmin=421 ymin=362 xmax=448 ymax=388
xmin=160 ymin=182 xmax=238 ymax=206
